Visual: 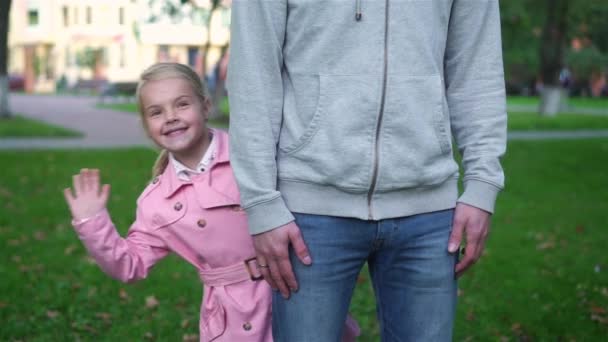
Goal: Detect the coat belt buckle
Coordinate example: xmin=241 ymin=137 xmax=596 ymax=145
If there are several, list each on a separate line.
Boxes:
xmin=244 ymin=257 xmax=264 ymax=281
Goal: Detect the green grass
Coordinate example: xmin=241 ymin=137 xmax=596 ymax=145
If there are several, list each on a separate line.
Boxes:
xmin=508 ymin=96 xmax=608 ymax=110
xmin=2 ymin=140 xmax=607 ymax=341
xmin=508 ymin=112 xmax=608 ymax=131
xmin=0 ymin=115 xmax=82 ymax=138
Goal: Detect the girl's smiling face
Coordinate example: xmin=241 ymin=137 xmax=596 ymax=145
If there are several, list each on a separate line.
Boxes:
xmin=140 ymin=77 xmax=210 ymax=167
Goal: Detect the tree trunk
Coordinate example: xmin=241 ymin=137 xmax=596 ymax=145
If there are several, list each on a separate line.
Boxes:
xmin=0 ymin=0 xmax=13 ymax=118
xmin=539 ymin=0 xmax=569 ymax=116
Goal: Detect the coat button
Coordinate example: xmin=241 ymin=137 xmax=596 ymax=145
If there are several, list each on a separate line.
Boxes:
xmin=242 ymin=322 xmax=252 ymax=331
xmin=174 ymin=202 xmax=183 ymax=211
xmin=232 ymin=205 xmax=243 ymax=212
xmin=197 ymin=219 xmax=206 ymax=228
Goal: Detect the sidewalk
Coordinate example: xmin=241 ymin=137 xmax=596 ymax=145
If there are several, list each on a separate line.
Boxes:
xmin=0 ymin=94 xmax=153 ymax=150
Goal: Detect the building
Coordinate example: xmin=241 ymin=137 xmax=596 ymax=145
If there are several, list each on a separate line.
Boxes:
xmin=8 ymin=0 xmax=231 ymax=93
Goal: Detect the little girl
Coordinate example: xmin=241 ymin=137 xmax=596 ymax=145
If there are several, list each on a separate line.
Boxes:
xmin=63 ymin=63 xmax=359 ymax=342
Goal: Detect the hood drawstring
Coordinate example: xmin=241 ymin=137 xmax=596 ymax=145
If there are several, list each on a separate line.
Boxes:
xmin=355 ymin=0 xmax=362 ymax=21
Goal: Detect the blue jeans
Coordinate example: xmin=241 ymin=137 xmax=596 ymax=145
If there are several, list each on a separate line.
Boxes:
xmin=272 ymin=209 xmax=457 ymax=342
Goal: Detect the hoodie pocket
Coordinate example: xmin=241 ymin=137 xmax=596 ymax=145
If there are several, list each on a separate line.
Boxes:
xmin=377 ymin=74 xmax=456 ymax=189
xmin=278 ymin=74 xmax=380 ymax=190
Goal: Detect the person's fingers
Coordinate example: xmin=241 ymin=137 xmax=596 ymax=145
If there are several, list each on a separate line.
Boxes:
xmin=90 ymin=169 xmax=100 ymax=195
xmin=256 ymin=255 xmax=276 ymax=289
xmin=448 ymin=213 xmax=466 ymax=253
xmin=267 ymin=258 xmax=290 ymax=299
xmin=288 ymin=226 xmax=312 ymax=266
xmin=100 ymin=184 xmax=111 ymax=206
xmin=276 ymin=252 xmax=299 ymax=293
xmin=455 ymin=236 xmax=479 ymax=278
xmin=63 ymin=187 xmax=75 ymax=206
xmin=73 ymin=174 xmax=82 ymax=197
xmin=81 ymin=169 xmax=91 ymax=192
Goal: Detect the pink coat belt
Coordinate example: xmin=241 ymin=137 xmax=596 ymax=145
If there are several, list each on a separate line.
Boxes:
xmin=198 ymin=257 xmax=263 ymax=287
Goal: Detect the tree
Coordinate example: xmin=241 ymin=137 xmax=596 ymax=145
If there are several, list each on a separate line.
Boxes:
xmin=145 ymin=0 xmax=229 ymax=117
xmin=538 ymin=0 xmax=569 ymax=115
xmin=500 ymin=0 xmax=608 ymax=115
xmin=0 ymin=0 xmax=12 ymax=118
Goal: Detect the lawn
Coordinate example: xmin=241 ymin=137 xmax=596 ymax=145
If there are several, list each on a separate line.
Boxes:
xmin=508 ymin=112 xmax=608 ymax=131
xmin=1 ymin=139 xmax=607 ymax=341
xmin=508 ymin=96 xmax=608 ymax=111
xmin=0 ymin=115 xmax=82 ymax=138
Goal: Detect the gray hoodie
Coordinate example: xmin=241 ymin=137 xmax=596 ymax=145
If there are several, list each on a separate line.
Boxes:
xmin=227 ymin=0 xmax=507 ymax=235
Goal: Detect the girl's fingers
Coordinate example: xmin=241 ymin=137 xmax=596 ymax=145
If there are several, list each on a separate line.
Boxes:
xmin=100 ymin=184 xmax=111 ymax=205
xmin=73 ymin=174 xmax=82 ymax=196
xmin=81 ymin=168 xmax=91 ymax=192
xmin=63 ymin=187 xmax=75 ymax=205
xmin=90 ymin=169 xmax=100 ymax=195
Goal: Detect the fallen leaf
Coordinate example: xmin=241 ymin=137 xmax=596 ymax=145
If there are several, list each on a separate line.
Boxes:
xmin=591 ymin=314 xmax=608 ymax=324
xmin=144 ymin=332 xmax=154 ymax=340
xmin=457 ymin=289 xmax=464 ymax=297
xmin=0 ymin=302 xmax=7 ymax=308
xmin=511 ymin=323 xmax=522 ymax=332
xmin=601 ymin=288 xmax=608 ymax=297
xmin=33 ymin=231 xmax=46 ymax=241
xmin=145 ymin=296 xmax=159 ymax=309
xmin=466 ymin=310 xmax=475 ymax=321
xmin=181 ymin=319 xmax=190 ymax=328
xmin=119 ymin=288 xmax=130 ymax=301
xmin=84 ymin=256 xmax=96 ymax=265
xmin=183 ymin=334 xmax=198 ymax=342
xmin=47 ymin=310 xmax=60 ymax=318
xmin=575 ymin=225 xmax=585 ymax=233
xmin=64 ymin=245 xmax=77 ymax=255
xmin=536 ymin=241 xmax=555 ymax=250
xmin=12 ymin=255 xmax=22 ymax=263
xmin=88 ymin=287 xmax=97 ymax=298
xmin=0 ymin=186 xmax=13 ymax=197
xmin=590 ymin=306 xmax=606 ymax=314
xmin=95 ymin=312 xmax=112 ymax=323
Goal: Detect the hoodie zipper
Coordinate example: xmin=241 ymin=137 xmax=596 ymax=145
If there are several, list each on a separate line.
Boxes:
xmin=366 ymin=0 xmax=390 ymax=220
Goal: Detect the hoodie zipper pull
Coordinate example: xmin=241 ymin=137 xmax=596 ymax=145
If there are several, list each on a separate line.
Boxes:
xmin=355 ymin=0 xmax=362 ymax=21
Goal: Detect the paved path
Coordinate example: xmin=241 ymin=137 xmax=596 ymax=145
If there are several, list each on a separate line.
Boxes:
xmin=508 ymin=104 xmax=608 ymax=116
xmin=0 ymin=94 xmax=153 ymax=150
xmin=1 ymin=94 xmax=608 ymax=150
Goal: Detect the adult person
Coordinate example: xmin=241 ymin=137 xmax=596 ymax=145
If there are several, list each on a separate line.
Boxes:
xmin=227 ymin=0 xmax=507 ymax=340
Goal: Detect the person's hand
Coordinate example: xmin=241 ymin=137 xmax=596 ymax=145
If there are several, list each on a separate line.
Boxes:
xmin=253 ymin=221 xmax=311 ymax=299
xmin=447 ymin=202 xmax=491 ymax=278
xmin=63 ymin=169 xmax=110 ymax=222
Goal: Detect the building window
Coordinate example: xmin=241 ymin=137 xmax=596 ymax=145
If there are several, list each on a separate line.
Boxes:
xmin=120 ymin=44 xmax=126 ymax=68
xmin=27 ymin=9 xmax=39 ymax=26
xmin=62 ymin=6 xmax=69 ymax=26
xmin=86 ymin=6 xmax=92 ymax=24
xmin=119 ymin=7 xmax=124 ymax=25
xmin=74 ymin=7 xmax=79 ymax=25
xmin=158 ymin=45 xmax=169 ymax=62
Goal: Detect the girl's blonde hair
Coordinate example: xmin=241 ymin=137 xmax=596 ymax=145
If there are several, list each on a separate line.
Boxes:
xmin=136 ymin=63 xmax=210 ymax=179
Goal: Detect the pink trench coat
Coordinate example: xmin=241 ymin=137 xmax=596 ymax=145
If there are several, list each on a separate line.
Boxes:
xmin=73 ymin=130 xmax=270 ymax=341
xmin=73 ymin=130 xmax=359 ymax=341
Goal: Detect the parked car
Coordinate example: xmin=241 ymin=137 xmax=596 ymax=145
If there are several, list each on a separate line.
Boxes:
xmin=9 ymin=74 xmax=25 ymax=91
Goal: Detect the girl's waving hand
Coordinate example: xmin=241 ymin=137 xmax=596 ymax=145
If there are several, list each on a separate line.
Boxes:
xmin=64 ymin=168 xmax=110 ymax=222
